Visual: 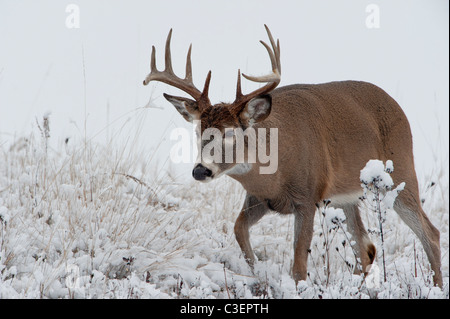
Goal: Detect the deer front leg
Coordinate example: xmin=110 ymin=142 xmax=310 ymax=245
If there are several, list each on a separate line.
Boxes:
xmin=234 ymin=194 xmax=268 ymax=269
xmin=292 ymin=206 xmax=315 ymax=284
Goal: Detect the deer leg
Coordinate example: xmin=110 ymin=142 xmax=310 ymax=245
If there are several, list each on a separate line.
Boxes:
xmin=394 ymin=191 xmax=442 ymax=287
xmin=292 ymin=205 xmax=315 ymax=284
xmin=234 ymin=194 xmax=268 ymax=269
xmin=336 ymin=203 xmax=376 ymax=274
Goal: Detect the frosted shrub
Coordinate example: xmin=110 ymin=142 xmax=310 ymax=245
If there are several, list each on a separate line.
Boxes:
xmin=360 ymin=160 xmax=405 ymax=283
xmin=316 ymin=200 xmax=361 ymax=287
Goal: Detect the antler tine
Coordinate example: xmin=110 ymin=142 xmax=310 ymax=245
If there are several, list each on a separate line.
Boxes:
xmin=202 ymin=70 xmax=212 ymax=98
xmin=143 ymin=45 xmax=158 ymax=85
xmin=235 ymin=25 xmax=281 ymax=105
xmin=143 ymin=29 xmax=208 ymax=102
xmin=151 ymin=46 xmax=157 ymax=72
xmin=235 ymin=69 xmax=243 ymax=100
xmin=242 ymin=40 xmax=279 ymax=83
xmin=164 ymin=29 xmax=174 ymax=73
xmin=276 ymin=38 xmax=281 ymax=74
xmin=264 ymin=24 xmax=281 ymax=74
xmin=241 ymin=25 xmax=281 ymax=83
xmin=185 ymin=44 xmax=193 ymax=81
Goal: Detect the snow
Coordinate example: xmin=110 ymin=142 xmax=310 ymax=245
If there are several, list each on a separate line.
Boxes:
xmin=324 ymin=207 xmax=346 ymax=230
xmin=360 ymin=159 xmax=394 ymax=189
xmin=0 ymin=133 xmax=448 ymax=299
xmin=360 ymin=159 xmax=407 ymax=211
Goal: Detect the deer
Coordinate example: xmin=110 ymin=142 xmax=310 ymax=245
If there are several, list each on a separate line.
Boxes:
xmin=143 ymin=25 xmax=443 ymax=288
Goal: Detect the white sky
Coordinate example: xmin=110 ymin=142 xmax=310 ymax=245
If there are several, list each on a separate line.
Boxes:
xmin=0 ymin=0 xmax=448 ymax=180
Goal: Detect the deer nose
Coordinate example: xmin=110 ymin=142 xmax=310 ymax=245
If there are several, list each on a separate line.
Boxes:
xmin=192 ymin=164 xmax=213 ymax=181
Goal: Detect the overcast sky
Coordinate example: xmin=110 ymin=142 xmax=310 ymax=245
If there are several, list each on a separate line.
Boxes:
xmin=0 ymin=0 xmax=448 ymax=180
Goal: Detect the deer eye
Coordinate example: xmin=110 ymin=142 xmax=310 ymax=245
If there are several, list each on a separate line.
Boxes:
xmin=224 ymin=129 xmax=235 ymax=138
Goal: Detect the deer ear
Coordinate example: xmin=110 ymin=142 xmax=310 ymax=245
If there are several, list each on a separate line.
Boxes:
xmin=164 ymin=93 xmax=200 ymax=122
xmin=239 ymin=95 xmax=272 ymax=127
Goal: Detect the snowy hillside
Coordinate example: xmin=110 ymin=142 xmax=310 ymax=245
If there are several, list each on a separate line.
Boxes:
xmin=0 ymin=125 xmax=448 ymax=299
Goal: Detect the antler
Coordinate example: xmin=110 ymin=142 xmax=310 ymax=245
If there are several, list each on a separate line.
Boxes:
xmin=234 ymin=25 xmax=281 ymax=105
xmin=143 ymin=29 xmax=211 ymax=102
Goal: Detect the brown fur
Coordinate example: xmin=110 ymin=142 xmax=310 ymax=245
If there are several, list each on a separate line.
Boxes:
xmin=201 ymin=104 xmax=238 ymax=131
xmin=229 ymin=81 xmax=442 ymax=287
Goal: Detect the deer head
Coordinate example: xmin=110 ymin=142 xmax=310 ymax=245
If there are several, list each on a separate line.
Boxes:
xmin=143 ymin=25 xmax=281 ymax=181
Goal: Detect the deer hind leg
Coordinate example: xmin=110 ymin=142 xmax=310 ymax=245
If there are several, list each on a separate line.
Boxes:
xmin=234 ymin=194 xmax=268 ymax=269
xmin=335 ymin=203 xmax=376 ymax=274
xmin=393 ymin=191 xmax=442 ymax=287
xmin=292 ymin=205 xmax=315 ymax=284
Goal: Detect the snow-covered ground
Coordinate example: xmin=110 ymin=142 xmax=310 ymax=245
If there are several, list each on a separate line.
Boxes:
xmin=0 ymin=126 xmax=448 ymax=299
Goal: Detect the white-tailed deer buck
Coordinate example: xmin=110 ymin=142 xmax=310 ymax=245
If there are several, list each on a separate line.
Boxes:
xmin=143 ymin=26 xmax=442 ymax=287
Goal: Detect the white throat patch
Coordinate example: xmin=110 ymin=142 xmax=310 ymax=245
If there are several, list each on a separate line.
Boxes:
xmin=223 ymin=163 xmax=252 ymax=176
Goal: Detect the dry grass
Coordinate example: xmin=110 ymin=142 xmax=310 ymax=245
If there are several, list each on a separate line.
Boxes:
xmin=0 ymin=115 xmax=448 ymax=298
